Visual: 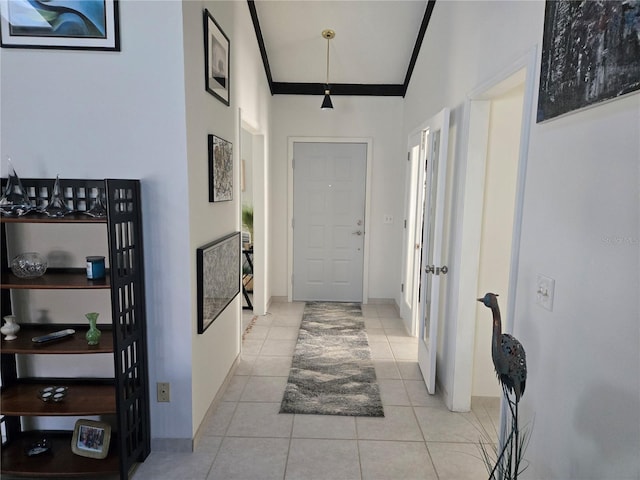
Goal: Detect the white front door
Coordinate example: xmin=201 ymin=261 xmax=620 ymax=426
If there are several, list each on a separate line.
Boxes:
xmin=417 ymin=109 xmax=450 ymax=394
xmin=292 ymin=142 xmax=367 ymax=302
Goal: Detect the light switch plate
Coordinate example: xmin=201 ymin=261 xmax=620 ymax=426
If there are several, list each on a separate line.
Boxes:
xmin=536 ymin=274 xmax=555 ymax=311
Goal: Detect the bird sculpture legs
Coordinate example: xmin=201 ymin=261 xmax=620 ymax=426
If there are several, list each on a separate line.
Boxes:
xmin=488 ymin=388 xmax=521 ymax=480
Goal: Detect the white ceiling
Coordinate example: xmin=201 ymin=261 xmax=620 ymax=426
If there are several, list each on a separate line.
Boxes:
xmin=252 ymin=0 xmax=430 ymax=86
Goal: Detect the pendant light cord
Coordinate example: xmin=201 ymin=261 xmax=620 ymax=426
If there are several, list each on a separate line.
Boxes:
xmin=326 ymin=37 xmax=330 ymax=86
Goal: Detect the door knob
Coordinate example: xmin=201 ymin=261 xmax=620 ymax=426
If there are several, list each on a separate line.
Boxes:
xmin=352 ymin=230 xmax=363 ymax=236
xmin=425 ymin=265 xmax=448 ymax=275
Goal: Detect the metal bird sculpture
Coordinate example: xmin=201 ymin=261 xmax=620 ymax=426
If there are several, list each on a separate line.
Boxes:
xmin=477 ymin=292 xmax=527 ymax=402
xmin=477 ymin=292 xmax=528 ymax=480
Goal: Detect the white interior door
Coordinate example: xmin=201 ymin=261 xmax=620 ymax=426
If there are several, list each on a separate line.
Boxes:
xmin=399 ymin=134 xmax=423 ymax=335
xmin=292 ymin=142 xmax=367 ymax=302
xmin=417 ymin=108 xmax=450 ymax=394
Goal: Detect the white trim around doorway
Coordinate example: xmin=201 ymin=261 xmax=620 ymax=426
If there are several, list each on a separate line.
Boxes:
xmin=449 ymin=46 xmax=538 ymax=412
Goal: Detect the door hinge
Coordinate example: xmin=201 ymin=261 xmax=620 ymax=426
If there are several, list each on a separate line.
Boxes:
xmin=401 ymin=283 xmax=404 ymax=293
xmin=292 ymin=158 xmax=295 ymax=169
xmin=407 ymin=151 xmax=410 ymax=161
xmin=404 ymin=219 xmax=407 ymax=229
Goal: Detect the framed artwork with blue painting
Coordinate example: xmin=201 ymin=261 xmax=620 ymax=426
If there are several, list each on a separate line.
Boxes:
xmin=0 ymin=0 xmax=120 ymax=51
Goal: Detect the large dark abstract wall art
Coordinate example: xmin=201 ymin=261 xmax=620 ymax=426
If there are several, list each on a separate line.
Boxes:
xmin=538 ymin=0 xmax=640 ymax=122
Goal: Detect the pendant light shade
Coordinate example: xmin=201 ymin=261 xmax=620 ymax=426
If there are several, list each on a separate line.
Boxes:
xmin=321 ymin=88 xmax=333 ymax=110
xmin=321 ymin=29 xmax=335 ymax=110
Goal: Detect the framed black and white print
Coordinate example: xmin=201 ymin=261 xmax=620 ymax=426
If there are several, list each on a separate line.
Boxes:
xmin=537 ymin=0 xmax=640 ymax=122
xmin=0 ymin=0 xmax=120 ymax=51
xmin=203 ymin=8 xmax=230 ymax=105
xmin=197 ymin=232 xmax=241 ymax=334
xmin=208 ymin=134 xmax=233 ymax=202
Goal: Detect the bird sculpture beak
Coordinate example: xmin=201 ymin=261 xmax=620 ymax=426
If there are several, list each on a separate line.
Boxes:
xmin=477 ymin=298 xmax=483 ymax=302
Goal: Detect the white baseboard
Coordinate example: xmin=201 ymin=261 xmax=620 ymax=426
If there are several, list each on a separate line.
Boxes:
xmin=150 ymin=437 xmax=193 ymax=453
xmin=150 ymin=354 xmax=241 ymax=453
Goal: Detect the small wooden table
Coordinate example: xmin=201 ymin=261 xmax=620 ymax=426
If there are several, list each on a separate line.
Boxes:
xmin=242 ymin=248 xmax=253 ymax=310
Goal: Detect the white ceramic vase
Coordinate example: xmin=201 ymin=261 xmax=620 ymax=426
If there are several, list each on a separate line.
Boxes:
xmin=1 ymin=315 xmax=20 ymax=341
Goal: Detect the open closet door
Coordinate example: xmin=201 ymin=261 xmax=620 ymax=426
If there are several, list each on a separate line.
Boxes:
xmin=417 ymin=108 xmax=450 ymax=394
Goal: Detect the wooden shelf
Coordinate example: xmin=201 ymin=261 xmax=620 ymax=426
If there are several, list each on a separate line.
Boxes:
xmin=1 ymin=270 xmax=110 ymax=290
xmin=1 ymin=382 xmax=116 ymax=416
xmin=1 ymin=431 xmax=119 ymax=477
xmin=1 ymin=325 xmax=113 ymax=354
xmin=0 ymin=213 xmax=107 ymax=224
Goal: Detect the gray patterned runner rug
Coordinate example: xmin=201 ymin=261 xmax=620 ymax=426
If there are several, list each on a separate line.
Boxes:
xmin=279 ymin=302 xmax=384 ymax=417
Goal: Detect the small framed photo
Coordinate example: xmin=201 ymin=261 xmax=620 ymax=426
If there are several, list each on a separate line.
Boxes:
xmin=0 ymin=0 xmax=120 ymax=51
xmin=208 ymin=134 xmax=233 ymax=202
xmin=71 ymin=419 xmax=111 ymax=459
xmin=203 ymin=8 xmax=230 ymax=105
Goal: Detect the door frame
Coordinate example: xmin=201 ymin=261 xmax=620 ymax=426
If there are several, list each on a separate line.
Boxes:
xmin=399 ymin=131 xmax=422 ymax=336
xmin=448 ymin=47 xmax=537 ymax=411
xmin=287 ymin=137 xmax=373 ymax=303
xmin=239 ymin=111 xmax=268 ymax=316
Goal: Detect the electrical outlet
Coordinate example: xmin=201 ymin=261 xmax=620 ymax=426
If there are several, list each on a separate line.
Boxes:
xmin=536 ymin=275 xmax=555 ymax=311
xmin=157 ymin=382 xmax=170 ymax=402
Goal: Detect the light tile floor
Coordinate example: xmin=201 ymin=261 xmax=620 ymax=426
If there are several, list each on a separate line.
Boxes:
xmin=133 ymin=301 xmax=500 ymax=480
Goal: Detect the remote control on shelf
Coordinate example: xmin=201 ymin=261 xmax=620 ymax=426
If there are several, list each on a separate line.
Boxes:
xmin=32 ymin=329 xmax=76 ymax=344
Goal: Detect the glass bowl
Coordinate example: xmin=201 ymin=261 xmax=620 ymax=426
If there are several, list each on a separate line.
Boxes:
xmin=11 ymin=252 xmax=48 ymax=278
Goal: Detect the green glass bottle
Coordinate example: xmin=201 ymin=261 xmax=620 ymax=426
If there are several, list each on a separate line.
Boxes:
xmin=85 ymin=312 xmax=102 ymax=346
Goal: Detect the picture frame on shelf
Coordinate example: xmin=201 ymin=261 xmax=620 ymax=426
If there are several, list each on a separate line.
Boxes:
xmin=208 ymin=134 xmax=233 ymax=202
xmin=71 ymin=419 xmax=111 ymax=459
xmin=197 ymin=231 xmax=241 ymax=334
xmin=203 ymin=8 xmax=230 ymax=105
xmin=0 ymin=0 xmax=120 ymax=51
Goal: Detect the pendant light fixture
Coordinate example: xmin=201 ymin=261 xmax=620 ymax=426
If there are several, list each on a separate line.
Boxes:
xmin=321 ymin=29 xmax=335 ymax=110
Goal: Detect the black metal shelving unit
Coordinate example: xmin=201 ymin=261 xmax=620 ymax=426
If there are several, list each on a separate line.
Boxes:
xmin=0 ymin=178 xmax=150 ymax=479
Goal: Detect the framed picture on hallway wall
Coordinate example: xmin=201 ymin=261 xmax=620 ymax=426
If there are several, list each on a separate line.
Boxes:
xmin=197 ymin=232 xmax=241 ymax=334
xmin=0 ymin=0 xmax=120 ymax=51
xmin=203 ymin=8 xmax=230 ymax=106
xmin=537 ymin=0 xmax=640 ymax=122
xmin=208 ymin=134 xmax=233 ymax=202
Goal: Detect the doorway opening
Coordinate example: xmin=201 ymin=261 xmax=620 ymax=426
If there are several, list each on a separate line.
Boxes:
xmin=240 ymin=119 xmax=267 ymax=315
xmin=450 ymin=48 xmax=537 ymax=412
xmin=470 ymin=78 xmax=525 ymax=398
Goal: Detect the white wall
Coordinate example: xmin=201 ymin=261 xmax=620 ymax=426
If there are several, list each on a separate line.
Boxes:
xmin=183 ymin=0 xmax=240 ymax=443
xmin=184 ymin=0 xmax=272 ymax=439
xmin=0 ymin=0 xmax=194 ymax=442
xmin=404 ymin=1 xmax=640 ymax=478
xmin=1 ymin=0 xmax=272 ymax=448
xmin=270 ymin=95 xmax=405 ymax=303
xmin=241 ymin=128 xmax=254 ymax=209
